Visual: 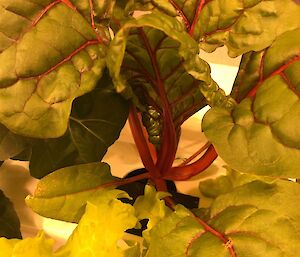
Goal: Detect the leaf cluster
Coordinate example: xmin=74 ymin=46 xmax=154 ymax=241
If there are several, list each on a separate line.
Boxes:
xmin=0 ymin=0 xmax=300 ymax=256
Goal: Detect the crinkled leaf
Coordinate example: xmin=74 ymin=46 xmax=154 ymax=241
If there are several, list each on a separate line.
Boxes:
xmin=0 ymin=231 xmax=54 ymax=257
xmin=143 ymin=0 xmax=300 ymax=57
xmin=0 ymin=190 xmax=22 ymax=239
xmin=0 ymin=124 xmax=26 ymax=161
xmin=28 ymin=75 xmax=129 ymax=178
xmin=0 ymin=0 xmax=107 ymax=138
xmin=146 ymin=180 xmax=300 ymax=257
xmin=1 ymin=198 xmax=140 ymax=257
xmin=134 ymin=185 xmax=171 ymax=222
xmin=26 ymin=162 xmax=126 ymax=223
xmin=0 ymin=237 xmax=19 ymax=257
xmin=108 ymin=13 xmax=232 ymax=145
xmin=133 ymin=185 xmax=171 ymax=243
xmin=203 ymin=28 xmax=300 ymax=178
xmin=56 ymin=198 xmax=140 ymax=257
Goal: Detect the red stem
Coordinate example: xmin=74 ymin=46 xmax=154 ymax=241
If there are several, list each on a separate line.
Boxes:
xmin=178 ymin=142 xmax=211 ymax=167
xmin=33 ymin=0 xmax=76 ymax=27
xmin=280 ymin=72 xmax=300 ymax=98
xmin=32 ymin=0 xmax=61 ymax=26
xmin=88 ymin=0 xmax=95 ymax=28
xmin=61 ymin=0 xmax=76 ymax=10
xmin=194 ymin=216 xmax=237 ymax=257
xmin=168 ymin=0 xmax=191 ymax=30
xmin=247 ymin=53 xmax=300 ymax=99
xmin=163 ymin=145 xmax=217 ymax=181
xmin=141 ymin=121 xmax=158 ymax=163
xmin=128 ymin=106 xmax=159 ymax=178
xmin=19 ymin=40 xmax=100 ymax=81
xmin=110 ymin=173 xmax=150 ymax=187
xmin=137 ymin=28 xmax=178 ymax=175
xmin=52 ymin=172 xmax=150 ymax=197
xmin=189 ymin=0 xmax=206 ymax=36
xmin=87 ymin=0 xmax=104 ymax=42
xmin=128 ymin=106 xmax=174 ymax=207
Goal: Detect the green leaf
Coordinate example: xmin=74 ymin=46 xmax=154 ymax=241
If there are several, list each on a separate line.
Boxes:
xmin=68 ymin=0 xmax=115 ymax=25
xmin=0 ymin=190 xmax=22 ymax=239
xmin=144 ymin=0 xmax=300 ymax=57
xmin=0 ymin=232 xmax=54 ymax=257
xmin=230 ymin=51 xmax=264 ymax=102
xmin=107 ymin=13 xmax=232 ymax=145
xmin=145 ymin=205 xmax=206 ymax=257
xmin=68 ymin=0 xmax=116 ymax=40
xmin=205 ymin=180 xmax=300 ymax=257
xmin=26 ymin=162 xmax=125 ymax=223
xmin=203 ymin=28 xmax=300 ymax=178
xmin=196 ymin=0 xmax=300 ymax=57
xmin=28 ymin=75 xmax=129 ymax=178
xmin=0 ymin=1 xmax=107 ymax=138
xmin=199 ymin=168 xmax=275 ymax=207
xmin=134 ymin=185 xmax=171 ymax=224
xmin=56 ymin=197 xmax=140 ymax=257
xmin=1 ymin=198 xmax=140 ymax=257
xmin=0 ymin=237 xmax=19 ymax=257
xmin=0 ymin=124 xmax=26 ymax=161
xmin=145 ymin=180 xmax=300 ymax=257
xmin=133 ymin=185 xmax=171 ymax=243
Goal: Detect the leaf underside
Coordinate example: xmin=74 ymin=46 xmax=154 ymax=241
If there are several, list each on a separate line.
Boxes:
xmin=0 ymin=124 xmax=26 ymax=161
xmin=0 ymin=190 xmax=22 ymax=239
xmin=28 ymin=75 xmax=129 ymax=178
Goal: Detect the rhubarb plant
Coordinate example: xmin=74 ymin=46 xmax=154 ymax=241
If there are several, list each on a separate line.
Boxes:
xmin=0 ymin=0 xmax=300 ymax=256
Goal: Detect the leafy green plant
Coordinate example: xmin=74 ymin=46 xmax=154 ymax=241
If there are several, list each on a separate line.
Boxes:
xmin=1 ymin=0 xmax=300 ymax=256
